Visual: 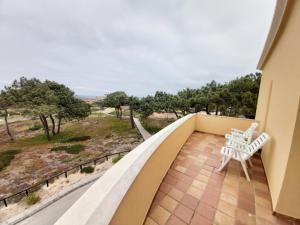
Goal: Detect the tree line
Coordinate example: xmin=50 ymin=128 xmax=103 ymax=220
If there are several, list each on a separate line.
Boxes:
xmin=0 ymin=73 xmax=260 ymax=140
xmin=100 ymin=73 xmax=261 ymax=122
xmin=0 ymin=77 xmax=91 ymax=140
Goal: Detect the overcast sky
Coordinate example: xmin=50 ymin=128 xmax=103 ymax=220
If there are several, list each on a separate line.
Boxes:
xmin=0 ymin=0 xmax=275 ymax=97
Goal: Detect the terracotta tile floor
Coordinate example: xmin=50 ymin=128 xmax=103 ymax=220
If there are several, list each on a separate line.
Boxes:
xmin=144 ymin=132 xmax=298 ymax=225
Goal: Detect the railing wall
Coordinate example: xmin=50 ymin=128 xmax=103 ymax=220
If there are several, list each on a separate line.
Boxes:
xmin=54 ymin=114 xmax=256 ymax=225
xmin=196 ymin=114 xmax=256 ymax=135
xmin=55 ymin=114 xmax=196 ymax=225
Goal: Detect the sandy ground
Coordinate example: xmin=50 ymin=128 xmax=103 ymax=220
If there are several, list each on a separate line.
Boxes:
xmin=149 ymin=112 xmax=177 ymax=120
xmin=0 ymin=116 xmax=30 ymax=126
xmin=0 ymin=159 xmax=113 ymax=222
xmin=0 ymin=116 xmax=142 ymax=198
xmin=101 ymin=108 xmax=115 ymax=114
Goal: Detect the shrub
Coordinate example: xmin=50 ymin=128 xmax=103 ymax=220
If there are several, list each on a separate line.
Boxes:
xmin=80 ymin=166 xmax=94 ymax=174
xmin=24 ymin=193 xmax=41 ymax=205
xmin=29 ymin=123 xmax=43 ymax=131
xmin=51 ymin=144 xmax=85 ymax=154
xmin=61 ymin=136 xmax=91 ymax=143
xmin=0 ymin=150 xmax=21 ymax=171
xmin=141 ymin=118 xmax=174 ymax=134
xmin=142 ymin=123 xmax=161 ymax=134
xmin=112 ymin=154 xmax=123 ymax=164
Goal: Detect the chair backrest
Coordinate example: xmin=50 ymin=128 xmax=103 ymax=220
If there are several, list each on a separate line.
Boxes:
xmin=243 ymin=122 xmax=259 ymax=143
xmin=246 ymin=132 xmax=270 ymax=156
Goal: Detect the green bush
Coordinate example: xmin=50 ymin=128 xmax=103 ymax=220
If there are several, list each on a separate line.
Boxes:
xmin=24 ymin=193 xmax=41 ymax=205
xmin=141 ymin=118 xmax=174 ymax=134
xmin=142 ymin=122 xmax=161 ymax=134
xmin=51 ymin=144 xmax=85 ymax=154
xmin=0 ymin=150 xmax=21 ymax=171
xmin=29 ymin=123 xmax=43 ymax=131
xmin=61 ymin=136 xmax=91 ymax=143
xmin=80 ymin=166 xmax=94 ymax=174
xmin=112 ymin=154 xmax=123 ymax=164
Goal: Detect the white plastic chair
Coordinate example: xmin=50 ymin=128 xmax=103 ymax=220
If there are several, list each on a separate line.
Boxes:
xmin=225 ymin=123 xmax=259 ymax=167
xmin=225 ymin=122 xmax=259 ymax=145
xmin=218 ymin=132 xmax=270 ymax=181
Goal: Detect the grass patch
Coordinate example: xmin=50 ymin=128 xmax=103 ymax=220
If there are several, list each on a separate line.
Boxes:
xmin=109 ymin=111 xmax=130 ymax=117
xmin=24 ymin=193 xmax=40 ymax=205
xmin=28 ymin=122 xmax=43 ymax=131
xmin=142 ymin=122 xmax=161 ymax=134
xmin=112 ymin=154 xmax=123 ymax=164
xmin=141 ymin=118 xmax=174 ymax=134
xmin=0 ymin=149 xmax=21 ymax=171
xmin=89 ymin=111 xmax=104 ymax=118
xmin=15 ymin=132 xmax=75 ymax=147
xmin=80 ymin=166 xmax=94 ymax=174
xmin=91 ymin=106 xmax=100 ymax=112
xmin=108 ymin=111 xmax=116 ymax=116
xmin=61 ymin=136 xmax=91 ymax=143
xmin=51 ymin=144 xmax=85 ymax=154
xmin=106 ymin=117 xmax=137 ymax=136
xmin=0 ymin=117 xmax=139 ymax=154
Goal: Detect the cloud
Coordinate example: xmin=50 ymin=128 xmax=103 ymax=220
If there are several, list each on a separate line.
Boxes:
xmin=0 ymin=0 xmax=275 ymax=96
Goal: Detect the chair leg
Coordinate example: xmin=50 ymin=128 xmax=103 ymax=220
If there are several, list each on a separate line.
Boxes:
xmin=217 ymin=155 xmax=231 ymax=172
xmin=241 ymin=160 xmax=251 ymax=182
xmin=248 ymin=158 xmax=253 ymax=167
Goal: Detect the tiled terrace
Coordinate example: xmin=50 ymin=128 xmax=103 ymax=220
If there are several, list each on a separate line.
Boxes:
xmin=144 ymin=132 xmax=297 ymax=225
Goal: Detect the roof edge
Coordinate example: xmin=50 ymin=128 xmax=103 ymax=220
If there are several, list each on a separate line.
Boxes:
xmin=257 ymin=0 xmax=288 ymax=70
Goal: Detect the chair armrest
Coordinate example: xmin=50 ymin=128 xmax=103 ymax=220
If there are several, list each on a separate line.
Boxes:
xmin=231 ymin=128 xmax=244 ymax=134
xmin=230 ymin=132 xmax=245 ymax=138
xmin=225 ymin=134 xmax=232 ymax=140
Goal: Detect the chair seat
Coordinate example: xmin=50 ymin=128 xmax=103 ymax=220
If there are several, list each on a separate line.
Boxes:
xmin=221 ymin=146 xmax=249 ymax=161
xmin=226 ymin=139 xmax=247 ymax=147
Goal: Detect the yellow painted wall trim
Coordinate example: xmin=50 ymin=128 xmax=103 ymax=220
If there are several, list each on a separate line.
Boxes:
xmin=257 ymin=0 xmax=288 ymax=69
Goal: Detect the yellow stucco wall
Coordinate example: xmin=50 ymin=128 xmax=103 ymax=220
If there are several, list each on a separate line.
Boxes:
xmin=109 ymin=115 xmax=196 ymax=225
xmin=196 ymin=114 xmax=255 ymax=135
xmin=255 ymin=1 xmax=300 ymax=218
xmin=276 ymin=99 xmax=300 ymax=218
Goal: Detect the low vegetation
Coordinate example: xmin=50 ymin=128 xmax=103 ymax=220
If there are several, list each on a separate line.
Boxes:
xmin=0 ymin=106 xmax=141 ymax=199
xmin=51 ymin=144 xmax=85 ymax=154
xmin=24 ymin=193 xmax=41 ymax=205
xmin=0 ymin=116 xmax=139 ymax=153
xmin=13 ymin=131 xmax=76 ymax=147
xmin=141 ymin=118 xmax=174 ymax=134
xmin=80 ymin=166 xmax=94 ymax=174
xmin=61 ymin=135 xmax=91 ymax=143
xmin=100 ymin=92 xmax=139 ymax=128
xmin=28 ymin=122 xmax=43 ymax=131
xmin=0 ymin=149 xmax=21 ymax=171
xmin=112 ymin=154 xmax=123 ymax=164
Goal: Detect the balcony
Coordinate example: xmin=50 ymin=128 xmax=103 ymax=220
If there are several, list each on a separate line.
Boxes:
xmin=144 ymin=132 xmax=291 ymax=225
xmin=54 ymin=114 xmax=297 ymax=225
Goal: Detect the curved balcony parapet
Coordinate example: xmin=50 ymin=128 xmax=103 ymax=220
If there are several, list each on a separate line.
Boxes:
xmin=54 ymin=114 xmax=196 ymax=225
